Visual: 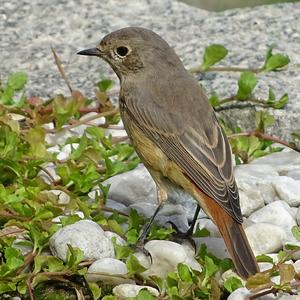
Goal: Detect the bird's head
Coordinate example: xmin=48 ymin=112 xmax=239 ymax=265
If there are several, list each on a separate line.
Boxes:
xmin=77 ymin=27 xmax=183 ymax=80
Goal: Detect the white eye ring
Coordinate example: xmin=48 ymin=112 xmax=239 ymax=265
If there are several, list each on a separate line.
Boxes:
xmin=114 ymin=46 xmax=130 ymax=58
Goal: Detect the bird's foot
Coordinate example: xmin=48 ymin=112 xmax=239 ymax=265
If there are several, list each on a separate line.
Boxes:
xmin=167 ymin=221 xmax=196 ymax=249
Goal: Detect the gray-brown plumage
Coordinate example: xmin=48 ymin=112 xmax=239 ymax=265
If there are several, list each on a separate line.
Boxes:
xmin=78 ymin=27 xmax=259 ymax=278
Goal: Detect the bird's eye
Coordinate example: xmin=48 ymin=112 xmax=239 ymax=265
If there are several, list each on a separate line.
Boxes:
xmin=115 ymin=46 xmax=129 ymax=58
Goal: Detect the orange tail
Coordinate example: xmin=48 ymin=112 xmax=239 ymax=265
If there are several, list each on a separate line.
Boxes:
xmin=200 ymin=193 xmax=259 ymax=279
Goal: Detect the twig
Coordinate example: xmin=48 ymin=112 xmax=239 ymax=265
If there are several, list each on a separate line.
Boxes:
xmin=50 ymin=107 xmax=119 ymax=133
xmin=189 ymin=66 xmax=262 ymax=74
xmin=112 ymin=136 xmax=129 ymax=144
xmin=38 ymin=166 xmax=57 ymax=184
xmin=27 ymin=275 xmax=34 ymax=300
xmin=217 ymin=96 xmax=269 ymax=107
xmin=51 ymin=47 xmax=73 ymax=94
xmin=0 ymin=228 xmax=25 ymax=238
xmin=17 ymin=252 xmax=37 ymax=275
xmin=228 ymin=131 xmax=300 ymax=153
xmin=214 ymin=103 xmax=257 ymax=111
xmin=246 ymin=287 xmax=276 ymax=300
xmin=0 ymin=211 xmax=31 ymax=221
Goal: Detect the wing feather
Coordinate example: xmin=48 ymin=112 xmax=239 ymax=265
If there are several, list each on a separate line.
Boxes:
xmin=121 ymin=82 xmax=242 ymax=223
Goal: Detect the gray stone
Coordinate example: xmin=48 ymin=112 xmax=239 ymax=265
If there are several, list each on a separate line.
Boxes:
xmin=102 ymin=164 xmax=157 ymax=206
xmin=194 ymin=237 xmax=228 ymax=259
xmin=248 ymin=200 xmax=296 ymax=230
xmin=135 ymin=240 xmax=202 ymax=278
xmin=237 ymin=180 xmax=265 ymax=216
xmin=251 ymin=151 xmax=300 ymax=174
xmin=1 ymin=0 xmax=300 ymax=139
xmin=245 ymin=222 xmax=285 ymax=256
xmin=49 ymin=220 xmax=114 ymax=261
xmin=272 ymin=177 xmax=300 ymax=207
xmin=86 ymin=258 xmax=133 ymax=284
xmin=113 ymin=284 xmax=159 ymax=298
xmin=287 ymin=169 xmax=300 ymax=180
xmin=227 ymin=287 xmax=250 ymax=300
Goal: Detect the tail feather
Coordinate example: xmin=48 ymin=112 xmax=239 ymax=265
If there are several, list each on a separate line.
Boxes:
xmin=199 ymin=192 xmax=259 ymax=279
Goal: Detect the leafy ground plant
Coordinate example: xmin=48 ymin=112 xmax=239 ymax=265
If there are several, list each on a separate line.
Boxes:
xmin=0 ymin=44 xmax=299 ymax=299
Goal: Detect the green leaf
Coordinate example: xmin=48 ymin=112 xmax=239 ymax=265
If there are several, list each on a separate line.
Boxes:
xmin=268 ymin=88 xmax=276 ymax=102
xmin=88 ymin=282 xmax=102 ymax=300
xmin=205 ymin=256 xmax=218 ymax=277
xmin=263 ymin=53 xmax=290 ymax=72
xmin=127 ymin=228 xmax=139 ymax=245
xmin=292 ymin=226 xmax=300 ymax=242
xmin=255 ymin=111 xmax=275 ymax=133
xmin=66 ymin=245 xmax=84 ymax=269
xmin=223 ymin=277 xmax=243 ymax=293
xmin=271 ymin=93 xmax=288 ymax=109
xmin=246 ymin=272 xmax=272 ymax=290
xmin=209 ymin=93 xmax=220 ymax=107
xmin=112 ymin=238 xmax=133 ymax=259
xmin=177 ymin=263 xmax=193 ymax=282
xmin=237 ymin=71 xmax=257 ymax=100
xmin=126 ymin=254 xmax=147 ymax=275
xmin=29 ymin=223 xmax=49 ymax=253
xmin=148 ymin=224 xmax=175 ymax=240
xmin=135 ymin=288 xmax=155 ymax=300
xmin=193 ymin=226 xmax=210 ymax=238
xmin=108 ymin=219 xmax=125 ymax=237
xmin=102 ymin=296 xmax=117 ymax=300
xmin=219 ymin=258 xmax=233 ymax=273
xmin=7 ymin=72 xmax=28 ymax=91
xmin=279 ymin=264 xmax=295 ymax=285
xmin=256 ymin=254 xmax=274 ymax=264
xmin=96 ymin=78 xmax=114 ymax=92
xmin=202 ymin=44 xmax=228 ymax=70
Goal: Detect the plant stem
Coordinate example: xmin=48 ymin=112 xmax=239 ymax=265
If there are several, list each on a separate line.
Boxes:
xmin=51 ymin=107 xmax=119 ymax=133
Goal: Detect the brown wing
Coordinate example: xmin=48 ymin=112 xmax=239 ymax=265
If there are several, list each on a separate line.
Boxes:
xmin=121 ymin=79 xmax=242 ymax=223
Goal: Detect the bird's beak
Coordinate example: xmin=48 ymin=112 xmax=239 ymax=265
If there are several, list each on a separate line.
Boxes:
xmin=77 ymin=48 xmax=102 ymax=57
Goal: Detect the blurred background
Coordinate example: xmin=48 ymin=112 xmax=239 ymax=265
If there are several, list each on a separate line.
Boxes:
xmin=180 ymin=0 xmax=300 ymax=11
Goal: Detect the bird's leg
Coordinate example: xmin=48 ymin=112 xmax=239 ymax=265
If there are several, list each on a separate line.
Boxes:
xmin=185 ymin=204 xmax=201 ymax=237
xmin=169 ymin=204 xmax=201 ymax=245
xmin=137 ymin=186 xmax=168 ymax=246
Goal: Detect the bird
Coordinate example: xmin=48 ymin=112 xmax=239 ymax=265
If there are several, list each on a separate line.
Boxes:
xmin=77 ymin=27 xmax=259 ymax=279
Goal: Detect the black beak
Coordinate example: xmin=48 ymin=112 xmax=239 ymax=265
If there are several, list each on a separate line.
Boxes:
xmin=77 ymin=48 xmax=101 ymax=57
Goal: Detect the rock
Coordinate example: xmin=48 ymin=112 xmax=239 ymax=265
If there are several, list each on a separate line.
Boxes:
xmin=113 ymin=284 xmax=159 ymax=298
xmin=38 ymin=163 xmax=61 ymax=184
xmin=248 ymin=201 xmax=296 ymax=230
xmin=135 ymin=240 xmax=202 ymax=278
xmin=234 ymin=164 xmax=279 ymax=206
xmin=272 ymin=177 xmax=300 ymax=207
xmin=194 ymin=237 xmax=228 ymax=259
xmin=86 ymin=258 xmax=133 ymax=284
xmin=105 ymin=199 xmax=129 ymax=214
xmin=45 ymin=130 xmax=74 ymax=146
xmin=251 ymin=151 xmax=300 ymax=174
xmin=227 ymin=287 xmax=250 ymax=300
xmin=56 ymin=143 xmax=79 ymax=161
xmin=49 ymin=220 xmax=114 ymax=261
xmin=237 ymin=180 xmax=265 ymax=216
xmin=46 ymin=189 xmax=70 ymax=205
xmin=287 ymin=169 xmax=300 ymax=180
xmin=102 ymin=164 xmax=157 ymax=206
xmin=3 ymin=0 xmax=300 ymax=139
xmin=293 ymin=259 xmax=300 ymax=273
xmin=104 ymin=231 xmax=126 ymax=246
xmin=277 ymin=296 xmax=300 ymax=300
xmin=245 ymin=223 xmax=285 ymax=255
